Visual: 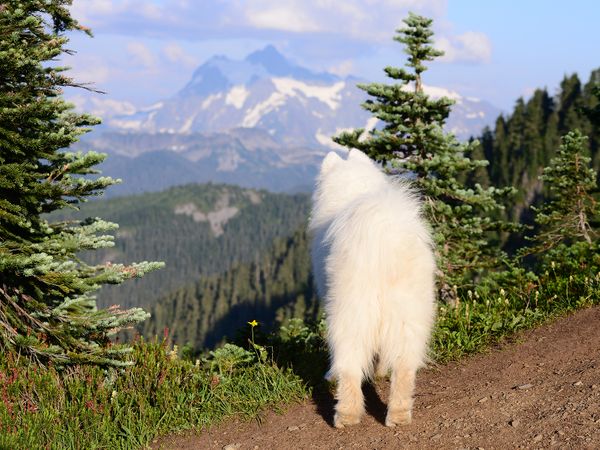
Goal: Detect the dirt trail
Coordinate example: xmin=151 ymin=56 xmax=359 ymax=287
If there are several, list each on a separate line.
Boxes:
xmin=155 ymin=306 xmax=600 ymax=449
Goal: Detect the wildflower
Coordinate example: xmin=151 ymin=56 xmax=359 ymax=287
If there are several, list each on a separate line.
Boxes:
xmin=169 ymin=345 xmax=178 ymax=361
xmin=111 ymin=390 xmax=117 ymax=402
xmin=195 ymin=359 xmax=200 ymax=368
xmin=248 ymin=320 xmax=259 ymax=327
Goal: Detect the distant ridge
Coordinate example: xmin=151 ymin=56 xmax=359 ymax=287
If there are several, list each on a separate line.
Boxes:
xmin=78 ymin=45 xmax=501 ymax=196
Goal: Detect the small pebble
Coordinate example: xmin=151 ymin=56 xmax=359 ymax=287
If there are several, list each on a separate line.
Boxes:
xmin=509 ymin=419 xmax=520 ymax=427
xmin=516 ymin=383 xmax=533 ymax=390
xmin=223 ymin=444 xmax=241 ymax=450
xmin=287 ymin=425 xmax=300 ymax=432
xmin=573 ymin=381 xmax=583 ymax=387
xmin=478 ymin=396 xmax=489 ymax=403
xmin=533 ymin=434 xmax=543 ymax=443
xmin=430 ymin=433 xmax=442 ymax=441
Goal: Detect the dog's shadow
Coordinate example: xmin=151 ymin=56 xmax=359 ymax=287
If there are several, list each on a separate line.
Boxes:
xmin=313 ymin=381 xmax=388 ymax=427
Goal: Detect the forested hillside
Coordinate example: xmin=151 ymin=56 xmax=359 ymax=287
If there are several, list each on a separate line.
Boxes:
xmin=143 ymin=228 xmax=318 ymax=350
xmin=57 ymin=183 xmax=310 ymax=309
xmin=478 ymin=69 xmax=600 ymax=227
xmin=67 ymin=69 xmax=599 ymax=353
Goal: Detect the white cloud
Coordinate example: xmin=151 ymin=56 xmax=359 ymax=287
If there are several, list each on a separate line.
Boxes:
xmin=162 ymin=43 xmax=199 ymax=68
xmin=71 ymin=0 xmax=130 ymax=26
xmin=67 ymin=56 xmax=111 ymax=84
xmin=329 ymin=60 xmax=355 ymax=77
xmin=71 ymin=0 xmax=115 ymax=19
xmin=245 ymin=5 xmax=322 ymax=33
xmin=127 ymin=41 xmax=156 ymax=68
xmin=242 ymin=0 xmax=446 ymax=41
xmin=437 ymin=31 xmax=492 ymax=64
xmin=71 ymin=0 xmax=447 ymax=43
xmin=69 ymin=0 xmax=492 ymax=68
xmin=68 ymin=94 xmax=137 ymax=118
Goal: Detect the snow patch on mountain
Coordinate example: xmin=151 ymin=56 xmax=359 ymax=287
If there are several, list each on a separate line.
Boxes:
xmin=271 ymin=78 xmax=346 ymax=110
xmin=422 ymin=84 xmax=462 ymax=101
xmin=109 ymin=118 xmax=144 ymax=130
xmin=225 ymin=86 xmax=250 ymax=109
xmin=466 ymin=112 xmax=485 ymax=119
xmin=70 ymin=95 xmax=137 ymax=118
xmin=202 ymin=93 xmax=222 ymax=109
xmin=242 ymin=91 xmax=287 ymax=127
xmin=364 ymin=117 xmax=379 ymax=133
xmin=316 ymin=116 xmax=380 ymax=150
xmin=315 ymin=130 xmax=338 ymax=149
xmin=141 ymin=102 xmax=164 ymax=112
xmin=180 ymin=112 xmax=199 ymax=133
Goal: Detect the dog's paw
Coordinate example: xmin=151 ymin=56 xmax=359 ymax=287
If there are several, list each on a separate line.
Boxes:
xmin=333 ymin=411 xmax=362 ymax=428
xmin=385 ymin=408 xmax=412 ymax=427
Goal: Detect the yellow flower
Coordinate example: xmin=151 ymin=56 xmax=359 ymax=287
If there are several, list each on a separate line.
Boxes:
xmin=248 ymin=320 xmax=258 ymax=327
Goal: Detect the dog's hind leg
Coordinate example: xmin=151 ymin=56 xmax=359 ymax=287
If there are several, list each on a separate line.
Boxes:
xmin=333 ymin=367 xmax=365 ymax=428
xmin=327 ymin=303 xmax=373 ymax=428
xmin=385 ymin=360 xmax=416 ymax=426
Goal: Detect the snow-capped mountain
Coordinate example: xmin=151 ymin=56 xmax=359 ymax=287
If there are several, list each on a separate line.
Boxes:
xmin=105 ymin=45 xmax=499 ymax=145
xmin=83 ymin=46 xmax=502 ymax=195
xmin=106 ymin=46 xmax=368 ymax=150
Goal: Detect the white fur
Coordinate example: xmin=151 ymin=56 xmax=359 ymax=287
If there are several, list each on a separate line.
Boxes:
xmin=309 ymin=149 xmax=436 ymax=428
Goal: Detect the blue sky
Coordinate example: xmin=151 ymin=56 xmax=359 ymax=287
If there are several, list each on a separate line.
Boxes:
xmin=65 ymin=0 xmax=600 ymax=113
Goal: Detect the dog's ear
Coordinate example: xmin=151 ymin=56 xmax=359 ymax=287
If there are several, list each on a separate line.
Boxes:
xmin=348 ymin=149 xmax=372 ymax=164
xmin=321 ymin=151 xmax=342 ymax=173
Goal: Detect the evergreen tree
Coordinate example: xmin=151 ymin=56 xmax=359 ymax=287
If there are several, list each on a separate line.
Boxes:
xmin=583 ymin=85 xmax=600 ymax=124
xmin=478 ymin=69 xmax=600 ymax=235
xmin=581 ymin=70 xmax=600 ymax=131
xmin=0 ymin=1 xmax=163 ymax=366
xmin=527 ymin=130 xmax=598 ymax=258
xmin=558 ymin=74 xmax=586 ymax=135
xmin=335 ymin=13 xmax=512 ymax=299
xmin=334 ymin=13 xmax=452 ymax=167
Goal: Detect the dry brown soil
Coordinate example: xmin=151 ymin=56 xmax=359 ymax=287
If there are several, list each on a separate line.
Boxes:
xmin=153 ymin=305 xmax=600 ymax=449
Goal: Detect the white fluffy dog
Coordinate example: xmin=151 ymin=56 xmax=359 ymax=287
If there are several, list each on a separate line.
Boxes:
xmin=309 ymin=149 xmax=436 ymax=428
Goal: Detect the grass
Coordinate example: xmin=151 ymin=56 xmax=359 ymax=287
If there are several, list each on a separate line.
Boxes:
xmin=433 ymin=267 xmax=600 ymax=362
xmin=0 ymin=339 xmax=306 ymax=450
